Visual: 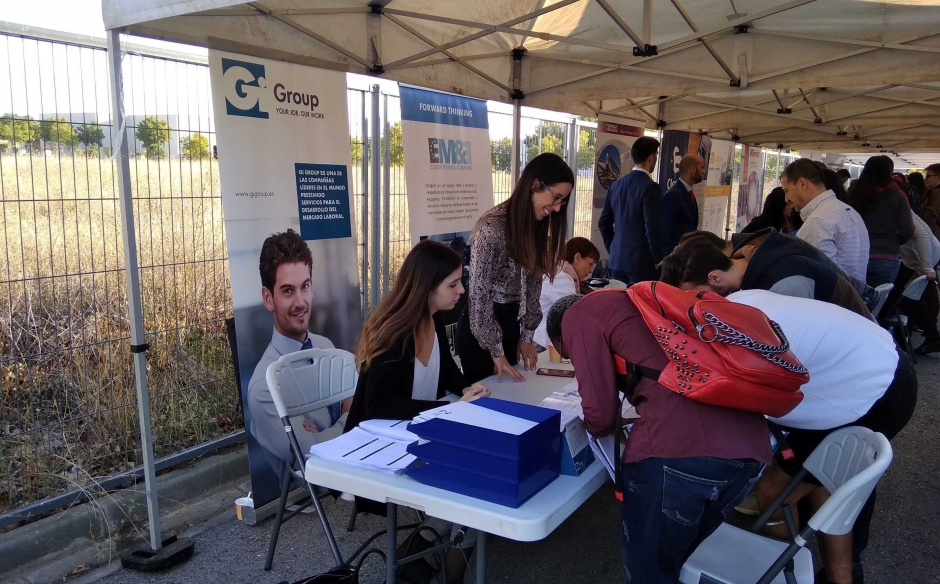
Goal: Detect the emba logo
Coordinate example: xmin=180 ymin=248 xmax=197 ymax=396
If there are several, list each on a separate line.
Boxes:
xmin=221 ymin=58 xmax=269 ymax=119
xmin=428 ymin=138 xmax=472 ymax=165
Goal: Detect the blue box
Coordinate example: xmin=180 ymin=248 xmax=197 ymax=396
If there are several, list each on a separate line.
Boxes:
xmin=406 ymin=398 xmax=561 ymax=460
xmin=406 ymin=459 xmax=559 ymax=508
xmin=404 ymin=398 xmax=562 ymax=507
xmin=407 ymin=433 xmax=561 ymax=483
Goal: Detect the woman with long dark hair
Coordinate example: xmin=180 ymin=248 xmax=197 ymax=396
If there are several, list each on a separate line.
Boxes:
xmin=347 ymin=240 xmax=490 ymax=584
xmin=348 ymin=240 xmax=489 ymax=431
xmin=742 ymin=187 xmax=788 ymax=233
xmin=848 ymin=155 xmax=915 ymax=286
xmin=456 ymin=152 xmax=574 ymax=383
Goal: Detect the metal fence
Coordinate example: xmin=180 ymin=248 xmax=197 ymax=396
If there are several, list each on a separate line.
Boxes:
xmin=0 ymin=29 xmax=244 ymax=527
xmin=0 ymin=28 xmax=602 ymax=528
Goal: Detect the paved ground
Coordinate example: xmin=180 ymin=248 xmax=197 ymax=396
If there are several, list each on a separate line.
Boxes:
xmin=91 ymin=339 xmax=940 ymax=584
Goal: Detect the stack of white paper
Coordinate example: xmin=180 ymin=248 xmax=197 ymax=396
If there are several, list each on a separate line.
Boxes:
xmin=590 ymin=435 xmax=617 ymax=481
xmin=309 ymin=427 xmax=415 ymax=474
xmin=538 ymin=391 xmax=583 ymax=430
xmin=411 ymin=401 xmax=537 ymax=435
xmin=359 ymin=418 xmax=419 ymax=442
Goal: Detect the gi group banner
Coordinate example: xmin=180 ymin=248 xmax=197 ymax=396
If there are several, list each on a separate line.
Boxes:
xmin=737 ymin=145 xmax=764 ymax=231
xmin=399 ymin=85 xmax=493 ymax=244
xmin=592 ymin=116 xmax=646 ymax=259
xmin=703 ymin=139 xmax=735 ymax=237
xmin=209 ymin=51 xmax=363 ymax=516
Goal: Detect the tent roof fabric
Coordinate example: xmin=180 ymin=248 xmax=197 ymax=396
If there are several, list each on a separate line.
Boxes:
xmin=103 ymin=0 xmax=940 ymax=156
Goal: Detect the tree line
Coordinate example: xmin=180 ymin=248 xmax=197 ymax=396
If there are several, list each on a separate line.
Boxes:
xmin=350 ymin=121 xmax=596 ymax=171
xmin=0 ymin=114 xmax=211 ymax=160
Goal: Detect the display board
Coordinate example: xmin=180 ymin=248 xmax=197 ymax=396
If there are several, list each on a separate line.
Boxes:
xmin=591 ymin=116 xmax=646 ymax=259
xmin=209 ymin=51 xmax=363 ymax=511
xmin=400 ymin=85 xmax=493 ymax=243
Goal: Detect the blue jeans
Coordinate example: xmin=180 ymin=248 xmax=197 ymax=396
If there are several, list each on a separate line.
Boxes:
xmin=618 ymin=456 xmax=764 ymax=584
xmin=867 ymin=258 xmax=900 ymax=288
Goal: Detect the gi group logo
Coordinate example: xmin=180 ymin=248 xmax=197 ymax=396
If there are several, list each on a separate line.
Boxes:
xmin=427 ymin=138 xmax=472 ymax=169
xmin=221 ymin=58 xmax=269 ymax=119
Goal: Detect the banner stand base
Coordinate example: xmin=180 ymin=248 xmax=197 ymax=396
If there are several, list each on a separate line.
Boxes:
xmin=121 ymin=535 xmax=194 ymax=572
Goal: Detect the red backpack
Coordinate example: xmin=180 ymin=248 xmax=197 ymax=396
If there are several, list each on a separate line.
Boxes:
xmin=612 ymin=281 xmax=808 ymax=418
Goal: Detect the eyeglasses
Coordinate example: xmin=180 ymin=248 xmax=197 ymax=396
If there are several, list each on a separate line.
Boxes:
xmin=544 ymin=184 xmax=568 ymax=207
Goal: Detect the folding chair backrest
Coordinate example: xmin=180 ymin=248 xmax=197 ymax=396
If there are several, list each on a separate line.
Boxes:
xmin=902 ymin=275 xmax=928 ymax=301
xmin=872 ymin=283 xmax=894 ymax=318
xmin=804 ymin=426 xmax=893 ymax=536
xmin=265 ymin=349 xmax=358 ymax=419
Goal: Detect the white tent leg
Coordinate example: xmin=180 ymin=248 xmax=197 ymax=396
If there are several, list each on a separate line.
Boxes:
xmin=370 ymin=85 xmax=381 ymax=309
xmin=107 ymin=29 xmax=161 ymax=552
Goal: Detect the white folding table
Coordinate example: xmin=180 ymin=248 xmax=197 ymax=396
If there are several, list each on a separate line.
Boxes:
xmin=304 ymin=355 xmax=607 ymax=583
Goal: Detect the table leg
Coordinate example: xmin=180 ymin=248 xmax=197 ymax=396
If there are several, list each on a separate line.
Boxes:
xmin=386 ymin=502 xmax=397 ymax=584
xmin=476 ymin=531 xmax=487 ymax=584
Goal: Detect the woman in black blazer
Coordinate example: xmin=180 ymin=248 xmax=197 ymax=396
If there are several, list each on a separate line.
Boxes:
xmin=347 ymin=240 xmax=489 ymax=431
xmin=347 ymin=239 xmax=489 ymax=584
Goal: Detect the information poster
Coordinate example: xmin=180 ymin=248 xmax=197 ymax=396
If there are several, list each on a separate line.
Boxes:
xmin=209 ymin=51 xmax=363 ymax=514
xmin=400 ymin=85 xmax=493 ymax=243
xmin=591 ymin=116 xmax=646 ymax=259
xmin=658 ymin=130 xmax=691 ymax=193
xmin=703 ymin=139 xmax=735 ymax=237
xmin=737 ymin=145 xmax=764 ymax=231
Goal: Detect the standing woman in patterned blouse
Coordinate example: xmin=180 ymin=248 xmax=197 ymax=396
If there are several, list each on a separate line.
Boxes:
xmin=456 ymin=153 xmax=574 ymax=383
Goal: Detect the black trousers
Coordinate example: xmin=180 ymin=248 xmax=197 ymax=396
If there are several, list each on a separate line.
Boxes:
xmin=455 ymin=302 xmax=521 ymax=384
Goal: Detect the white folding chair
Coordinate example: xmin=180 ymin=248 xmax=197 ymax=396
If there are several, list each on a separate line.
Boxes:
xmin=680 ymin=426 xmax=893 ymax=584
xmin=871 ymin=283 xmax=894 ymax=319
xmin=263 ymin=348 xmax=357 ymax=571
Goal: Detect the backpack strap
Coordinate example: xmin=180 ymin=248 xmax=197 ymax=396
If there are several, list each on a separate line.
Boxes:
xmin=611 ymin=356 xmax=663 ymax=502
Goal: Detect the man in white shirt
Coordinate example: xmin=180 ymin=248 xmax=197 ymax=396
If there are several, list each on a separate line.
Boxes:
xmin=247 ymin=229 xmax=349 ymax=480
xmin=782 ymin=158 xmax=870 ymax=282
xmin=729 ymin=290 xmax=917 ymax=584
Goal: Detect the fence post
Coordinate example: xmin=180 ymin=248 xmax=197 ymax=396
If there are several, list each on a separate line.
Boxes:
xmin=382 ymin=95 xmax=391 ymax=297
xmin=566 ymin=118 xmax=578 ymax=228
xmin=106 ymin=30 xmax=161 ymax=552
xmin=370 ymin=85 xmax=381 ymax=309
xmin=361 ymin=94 xmax=370 ymax=317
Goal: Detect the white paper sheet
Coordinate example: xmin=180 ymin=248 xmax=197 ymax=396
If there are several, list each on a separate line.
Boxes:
xmin=411 ymin=401 xmax=537 ymax=435
xmin=309 ymin=427 xmax=415 ymax=474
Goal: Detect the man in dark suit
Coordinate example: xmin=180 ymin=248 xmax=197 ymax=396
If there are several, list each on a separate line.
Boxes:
xmin=660 ymin=154 xmax=705 ymax=255
xmin=599 ymin=136 xmax=662 ymax=284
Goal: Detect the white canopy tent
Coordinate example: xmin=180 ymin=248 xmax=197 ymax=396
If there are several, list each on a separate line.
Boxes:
xmin=102 ymin=0 xmax=940 ymax=157
xmin=100 ymin=0 xmax=940 ymax=555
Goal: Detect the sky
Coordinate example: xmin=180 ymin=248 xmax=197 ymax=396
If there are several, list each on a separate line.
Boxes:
xmin=0 ymin=0 xmax=579 ymax=141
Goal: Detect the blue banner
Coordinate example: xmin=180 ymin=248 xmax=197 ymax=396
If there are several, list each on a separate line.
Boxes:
xmin=295 ymin=163 xmax=352 ymax=240
xmin=659 ymin=130 xmax=690 ymax=194
xmin=400 ymin=85 xmax=489 ymax=130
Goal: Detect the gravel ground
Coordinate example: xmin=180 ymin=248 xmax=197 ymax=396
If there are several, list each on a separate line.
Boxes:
xmin=95 ymin=342 xmax=940 ymax=584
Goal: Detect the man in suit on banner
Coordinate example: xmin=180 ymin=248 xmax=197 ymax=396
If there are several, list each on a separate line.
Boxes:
xmin=599 ymin=136 xmax=663 ymax=284
xmin=661 ymin=154 xmax=705 ymax=255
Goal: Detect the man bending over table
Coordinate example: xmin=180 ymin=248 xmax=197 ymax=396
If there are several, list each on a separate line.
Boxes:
xmin=546 ymin=293 xmax=770 ymax=584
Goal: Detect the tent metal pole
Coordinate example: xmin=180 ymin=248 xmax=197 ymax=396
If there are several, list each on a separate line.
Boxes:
xmin=361 ymin=94 xmax=369 ymax=317
xmin=370 ymin=85 xmax=381 ymax=309
xmin=511 ymin=99 xmax=522 ymax=185
xmin=106 ymin=29 xmax=161 ymax=551
xmin=566 ymin=118 xmax=578 ymax=228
